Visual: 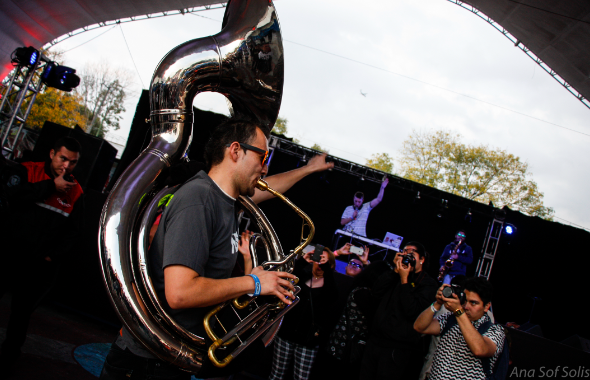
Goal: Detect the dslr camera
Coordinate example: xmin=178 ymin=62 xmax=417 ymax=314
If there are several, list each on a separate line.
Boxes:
xmin=401 ymin=253 xmax=416 ymax=267
xmin=442 ymin=284 xmax=465 ymax=303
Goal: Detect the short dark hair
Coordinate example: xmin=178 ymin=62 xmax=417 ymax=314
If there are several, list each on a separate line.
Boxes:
xmin=204 ymin=118 xmax=268 ymax=169
xmin=354 ymin=191 xmax=364 ymax=199
xmin=53 ymin=137 xmax=81 ymax=154
xmin=404 ymin=241 xmax=425 ymax=258
xmin=464 ymin=277 xmax=493 ymax=305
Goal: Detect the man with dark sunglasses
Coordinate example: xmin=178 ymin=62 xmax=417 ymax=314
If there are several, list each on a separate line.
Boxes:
xmin=439 ymin=230 xmax=473 ymax=285
xmin=100 ymin=118 xmax=333 ymax=380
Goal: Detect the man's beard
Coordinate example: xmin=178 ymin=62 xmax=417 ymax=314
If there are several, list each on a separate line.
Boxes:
xmin=239 ymin=177 xmax=257 ymax=197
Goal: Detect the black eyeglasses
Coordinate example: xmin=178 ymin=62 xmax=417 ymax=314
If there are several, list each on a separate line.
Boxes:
xmin=227 ymin=142 xmax=270 ymax=166
xmin=348 ymin=261 xmax=363 ymax=269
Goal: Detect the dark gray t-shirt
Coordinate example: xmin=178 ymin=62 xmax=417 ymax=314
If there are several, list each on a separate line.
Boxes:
xmin=118 ymin=170 xmax=240 ymax=357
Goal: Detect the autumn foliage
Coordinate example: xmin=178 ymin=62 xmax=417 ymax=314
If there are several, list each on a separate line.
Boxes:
xmin=398 ymin=129 xmax=554 ymax=220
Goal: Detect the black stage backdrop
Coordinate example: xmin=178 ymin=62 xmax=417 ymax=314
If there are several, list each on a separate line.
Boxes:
xmin=261 ymin=149 xmax=590 ymax=343
xmin=46 ymin=100 xmax=590 ymax=351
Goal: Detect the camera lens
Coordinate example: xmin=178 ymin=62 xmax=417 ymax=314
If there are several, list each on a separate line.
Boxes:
xmin=442 ymin=287 xmax=454 ymax=298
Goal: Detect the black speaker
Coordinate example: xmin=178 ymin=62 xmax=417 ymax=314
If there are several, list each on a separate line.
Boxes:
xmin=508 ymin=327 xmax=590 ymax=372
xmin=517 ymin=322 xmax=543 ymax=337
xmin=561 ymin=335 xmax=590 ymax=353
xmin=31 ymin=121 xmax=118 ymax=192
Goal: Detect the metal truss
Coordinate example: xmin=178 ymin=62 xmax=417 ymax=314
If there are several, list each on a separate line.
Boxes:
xmin=447 ymin=0 xmax=590 ymax=110
xmin=0 ymin=60 xmax=47 ymax=158
xmin=268 ymin=135 xmax=498 ymax=219
xmin=474 ymin=216 xmax=505 ymax=280
xmin=269 ymin=135 xmax=395 ymax=184
xmin=43 ymin=3 xmax=227 ymax=48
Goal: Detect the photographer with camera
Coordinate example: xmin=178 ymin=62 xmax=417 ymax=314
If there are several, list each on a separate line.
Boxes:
xmin=359 ymin=242 xmax=438 ymax=380
xmin=413 ymin=277 xmax=507 ymax=380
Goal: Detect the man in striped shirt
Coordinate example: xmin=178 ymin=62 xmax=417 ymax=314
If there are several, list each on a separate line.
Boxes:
xmin=414 ymin=277 xmax=506 ymax=380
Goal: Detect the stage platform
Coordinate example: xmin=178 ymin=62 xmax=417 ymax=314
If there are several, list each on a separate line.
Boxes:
xmin=0 ymin=296 xmax=280 ymax=380
xmin=0 ymin=295 xmax=116 ymax=379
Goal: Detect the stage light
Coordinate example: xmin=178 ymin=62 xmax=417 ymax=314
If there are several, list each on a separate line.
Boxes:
xmin=465 ymin=208 xmax=472 ymax=223
xmin=436 ymin=199 xmax=448 ymax=218
xmin=13 ymin=46 xmax=40 ymax=67
xmin=504 ymin=223 xmax=517 ymax=235
xmin=415 ymin=191 xmax=421 ymax=200
xmin=42 ymin=62 xmax=80 ymax=92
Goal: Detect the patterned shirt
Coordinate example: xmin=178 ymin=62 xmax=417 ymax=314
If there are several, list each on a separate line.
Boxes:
xmin=341 ymin=202 xmax=373 ymax=237
xmin=429 ymin=312 xmax=505 ymax=380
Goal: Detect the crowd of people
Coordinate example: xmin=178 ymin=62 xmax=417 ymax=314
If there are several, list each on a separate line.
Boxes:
xmin=0 ymin=118 xmax=508 ymax=380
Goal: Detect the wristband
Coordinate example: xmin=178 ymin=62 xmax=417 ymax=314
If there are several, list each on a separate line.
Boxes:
xmin=334 ymin=250 xmax=339 ymax=257
xmin=430 ymin=302 xmax=438 ymax=313
xmin=247 ymin=274 xmax=261 ymax=297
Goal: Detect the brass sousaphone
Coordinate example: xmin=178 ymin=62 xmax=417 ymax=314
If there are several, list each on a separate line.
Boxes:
xmin=98 ymin=0 xmax=313 ymax=374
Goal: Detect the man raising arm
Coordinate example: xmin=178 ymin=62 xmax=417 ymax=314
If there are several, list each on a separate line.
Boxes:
xmin=100 ymin=119 xmax=297 ymax=380
xmin=250 ymin=152 xmax=334 ymax=204
xmin=340 ymin=177 xmax=389 ymax=237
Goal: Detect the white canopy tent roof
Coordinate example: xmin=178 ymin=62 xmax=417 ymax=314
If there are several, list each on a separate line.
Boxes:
xmin=1 ymin=0 xmax=589 ymax=106
xmin=0 ymin=0 xmax=226 ymax=79
xmin=458 ymin=0 xmax=590 ymax=108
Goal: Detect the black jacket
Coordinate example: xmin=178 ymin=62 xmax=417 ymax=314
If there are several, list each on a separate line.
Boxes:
xmin=369 ymin=269 xmax=438 ymax=348
xmin=278 ymin=257 xmax=339 ymax=347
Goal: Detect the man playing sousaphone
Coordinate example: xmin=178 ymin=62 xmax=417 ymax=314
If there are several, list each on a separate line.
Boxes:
xmin=99 ymin=119 xmax=333 ymax=380
xmin=438 ymin=230 xmax=473 ymax=284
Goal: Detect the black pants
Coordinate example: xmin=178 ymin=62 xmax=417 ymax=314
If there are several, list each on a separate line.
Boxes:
xmin=99 ymin=343 xmax=191 ymax=380
xmin=0 ymin=259 xmax=58 ymax=356
xmin=359 ymin=340 xmax=424 ymax=380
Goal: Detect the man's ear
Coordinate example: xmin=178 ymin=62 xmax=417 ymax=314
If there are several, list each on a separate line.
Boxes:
xmin=227 ymin=142 xmax=240 ymax=162
xmin=483 ymin=302 xmax=491 ymax=313
xmin=49 ymin=149 xmax=55 ymax=160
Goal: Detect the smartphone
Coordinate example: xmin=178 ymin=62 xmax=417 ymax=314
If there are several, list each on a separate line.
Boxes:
xmin=302 ymin=245 xmax=315 ymax=254
xmin=63 ymin=174 xmax=74 ymax=182
xmin=312 ymin=244 xmax=324 ymax=263
xmin=350 ymin=245 xmax=364 ymax=255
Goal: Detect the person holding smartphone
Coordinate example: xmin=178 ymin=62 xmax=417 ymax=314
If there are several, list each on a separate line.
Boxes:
xmin=269 ymin=244 xmax=338 ymax=380
xmin=0 ymin=137 xmax=84 ymax=373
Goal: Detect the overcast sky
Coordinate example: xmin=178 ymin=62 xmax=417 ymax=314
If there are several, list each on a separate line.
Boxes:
xmin=50 ymin=0 xmax=590 ymax=230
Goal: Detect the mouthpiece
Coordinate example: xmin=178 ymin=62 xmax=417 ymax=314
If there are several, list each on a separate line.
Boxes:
xmin=256 ymin=178 xmax=270 ymax=191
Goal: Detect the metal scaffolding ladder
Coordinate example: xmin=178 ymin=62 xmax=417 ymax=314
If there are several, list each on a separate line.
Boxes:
xmin=0 ymin=59 xmax=46 ymax=158
xmin=475 ymin=216 xmax=505 ymax=280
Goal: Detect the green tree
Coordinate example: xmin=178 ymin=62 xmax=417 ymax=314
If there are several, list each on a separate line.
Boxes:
xmin=75 ymin=62 xmax=133 ymax=138
xmin=26 ymin=88 xmax=87 ymax=130
xmin=272 ymin=116 xmax=300 ymax=143
xmin=398 ymin=129 xmax=554 ymax=219
xmin=273 ymin=117 xmax=288 ymax=135
xmin=311 ymin=143 xmax=328 ymax=153
xmin=366 ymin=153 xmax=394 ymax=173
